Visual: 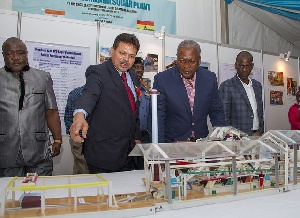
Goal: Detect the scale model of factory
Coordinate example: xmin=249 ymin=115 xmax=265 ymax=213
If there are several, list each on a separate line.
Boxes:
xmin=130 ymin=127 xmax=300 ymax=203
xmin=1 ymin=127 xmax=300 ymax=217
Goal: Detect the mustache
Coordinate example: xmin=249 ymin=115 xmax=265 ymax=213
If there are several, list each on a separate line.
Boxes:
xmin=120 ymin=60 xmax=129 ymax=65
xmin=11 ymin=61 xmax=23 ymax=65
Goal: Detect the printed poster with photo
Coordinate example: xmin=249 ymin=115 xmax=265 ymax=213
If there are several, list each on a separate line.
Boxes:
xmin=144 ymin=53 xmax=158 ymax=73
xmin=270 ymin=90 xmax=283 ymax=105
xmin=292 ymin=81 xmax=298 ymax=96
xmin=268 ymin=71 xmax=284 ymax=86
xmin=165 ymin=56 xmax=176 ymax=70
xmin=100 ymin=47 xmax=110 ymax=64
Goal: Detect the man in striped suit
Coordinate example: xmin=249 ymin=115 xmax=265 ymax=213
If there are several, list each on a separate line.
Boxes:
xmin=219 ymin=51 xmax=264 ymax=136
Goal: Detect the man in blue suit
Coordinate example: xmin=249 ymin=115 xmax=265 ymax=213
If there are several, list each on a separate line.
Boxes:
xmin=219 ymin=51 xmax=264 ymax=136
xmin=152 ymin=40 xmax=226 ymax=143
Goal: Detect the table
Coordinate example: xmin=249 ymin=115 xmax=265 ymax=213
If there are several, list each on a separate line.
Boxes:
xmin=1 ymin=170 xmax=300 ymax=218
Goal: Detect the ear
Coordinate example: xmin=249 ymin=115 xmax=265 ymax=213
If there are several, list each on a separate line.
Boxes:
xmin=109 ymin=47 xmax=114 ymax=56
xmin=234 ymin=62 xmax=238 ymax=70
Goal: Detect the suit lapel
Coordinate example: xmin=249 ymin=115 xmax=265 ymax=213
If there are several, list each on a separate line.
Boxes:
xmin=107 ymin=59 xmax=133 ymax=112
xmin=171 ymin=67 xmax=192 ymax=117
xmin=252 ymin=80 xmax=260 ymax=101
xmin=193 ymin=69 xmax=202 ymax=115
xmin=129 ymin=69 xmax=140 ymax=108
xmin=233 ymin=75 xmax=252 ymax=107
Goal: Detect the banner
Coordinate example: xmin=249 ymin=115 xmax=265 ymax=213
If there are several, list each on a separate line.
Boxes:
xmin=12 ymin=0 xmax=176 ymax=34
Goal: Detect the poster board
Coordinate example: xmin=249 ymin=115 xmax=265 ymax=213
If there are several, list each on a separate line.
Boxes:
xmin=26 ymin=41 xmax=90 ymax=135
xmin=263 ymin=54 xmax=299 ymax=131
xmin=19 ymin=13 xmax=97 ymax=175
xmin=20 ymin=13 xmax=96 ymax=133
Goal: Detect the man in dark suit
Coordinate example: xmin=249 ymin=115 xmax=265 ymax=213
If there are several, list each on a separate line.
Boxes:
xmin=152 ymin=40 xmax=226 ymax=143
xmin=70 ymin=33 xmax=141 ymax=173
xmin=219 ymin=51 xmax=264 ymax=136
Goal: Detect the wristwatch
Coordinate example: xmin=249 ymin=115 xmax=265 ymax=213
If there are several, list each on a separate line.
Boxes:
xmin=53 ymin=139 xmax=63 ymax=144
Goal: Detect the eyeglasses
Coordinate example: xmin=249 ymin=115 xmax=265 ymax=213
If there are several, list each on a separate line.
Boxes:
xmin=178 ymin=59 xmax=197 ymax=65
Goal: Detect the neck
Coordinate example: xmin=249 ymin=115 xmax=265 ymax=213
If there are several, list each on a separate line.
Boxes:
xmin=238 ymin=75 xmax=249 ymax=84
xmin=4 ymin=64 xmax=30 ymax=74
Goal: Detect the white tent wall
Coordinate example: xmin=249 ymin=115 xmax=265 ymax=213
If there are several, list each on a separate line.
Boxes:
xmin=228 ymin=2 xmax=300 ymax=57
xmin=0 ymin=0 xmax=11 ymax=10
xmin=172 ymin=0 xmax=221 ymax=44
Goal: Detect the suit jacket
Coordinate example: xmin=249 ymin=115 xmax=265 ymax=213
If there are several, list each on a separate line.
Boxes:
xmin=152 ymin=66 xmax=226 ymax=143
xmin=64 ymin=86 xmax=84 ymax=135
xmin=75 ymin=58 xmax=140 ymax=171
xmin=219 ymin=75 xmax=264 ymax=136
xmin=0 ymin=67 xmax=57 ymax=168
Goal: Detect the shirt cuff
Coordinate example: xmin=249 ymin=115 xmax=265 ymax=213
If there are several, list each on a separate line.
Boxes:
xmin=73 ymin=109 xmax=88 ymax=119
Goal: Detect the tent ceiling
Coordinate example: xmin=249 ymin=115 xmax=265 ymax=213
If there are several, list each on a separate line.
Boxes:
xmin=236 ymin=1 xmax=300 ymax=50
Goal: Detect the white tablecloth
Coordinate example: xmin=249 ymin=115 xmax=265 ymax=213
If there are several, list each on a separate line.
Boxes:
xmin=1 ymin=170 xmax=300 ymax=218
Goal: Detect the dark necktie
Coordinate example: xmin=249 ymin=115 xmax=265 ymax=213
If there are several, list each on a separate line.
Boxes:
xmin=121 ymin=72 xmax=136 ymax=114
xmin=19 ymin=71 xmax=25 ymax=110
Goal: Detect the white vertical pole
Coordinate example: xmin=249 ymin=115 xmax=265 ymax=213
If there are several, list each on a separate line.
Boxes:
xmin=0 ymin=189 xmax=6 ymax=216
xmin=68 ymin=177 xmax=71 ymax=198
xmin=74 ymin=188 xmax=77 ymax=211
xmin=41 ymin=190 xmax=45 ymax=215
xmin=184 ymin=174 xmax=187 ymax=199
xmin=150 ymin=90 xmax=159 ymax=143
xmin=108 ymin=181 xmax=113 ymax=207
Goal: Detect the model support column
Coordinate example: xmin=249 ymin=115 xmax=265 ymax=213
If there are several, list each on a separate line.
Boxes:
xmin=293 ymin=144 xmax=298 ymax=185
xmin=0 ymin=188 xmax=6 ymax=216
xmin=165 ymin=160 xmax=172 ymax=204
xmin=274 ymin=153 xmax=279 ymax=189
xmin=232 ymin=156 xmax=238 ymax=195
xmin=150 ymin=89 xmax=161 ymax=184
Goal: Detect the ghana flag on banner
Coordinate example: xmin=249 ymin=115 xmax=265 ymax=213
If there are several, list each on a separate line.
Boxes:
xmin=137 ymin=20 xmax=154 ymax=31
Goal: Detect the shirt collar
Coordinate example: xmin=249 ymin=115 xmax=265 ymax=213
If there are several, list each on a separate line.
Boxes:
xmin=237 ymin=75 xmax=252 ymax=86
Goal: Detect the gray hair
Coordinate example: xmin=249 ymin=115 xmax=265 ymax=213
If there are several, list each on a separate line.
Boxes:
xmin=177 ymin=40 xmax=201 ymax=56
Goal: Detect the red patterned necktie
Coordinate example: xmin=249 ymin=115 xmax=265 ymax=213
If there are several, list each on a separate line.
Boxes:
xmin=121 ymin=72 xmax=136 ymax=114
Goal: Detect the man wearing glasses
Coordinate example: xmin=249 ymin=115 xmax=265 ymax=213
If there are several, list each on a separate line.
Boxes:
xmin=219 ymin=51 xmax=264 ymax=136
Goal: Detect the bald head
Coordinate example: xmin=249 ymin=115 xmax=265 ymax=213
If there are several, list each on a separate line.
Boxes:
xmin=236 ymin=51 xmax=253 ymax=63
